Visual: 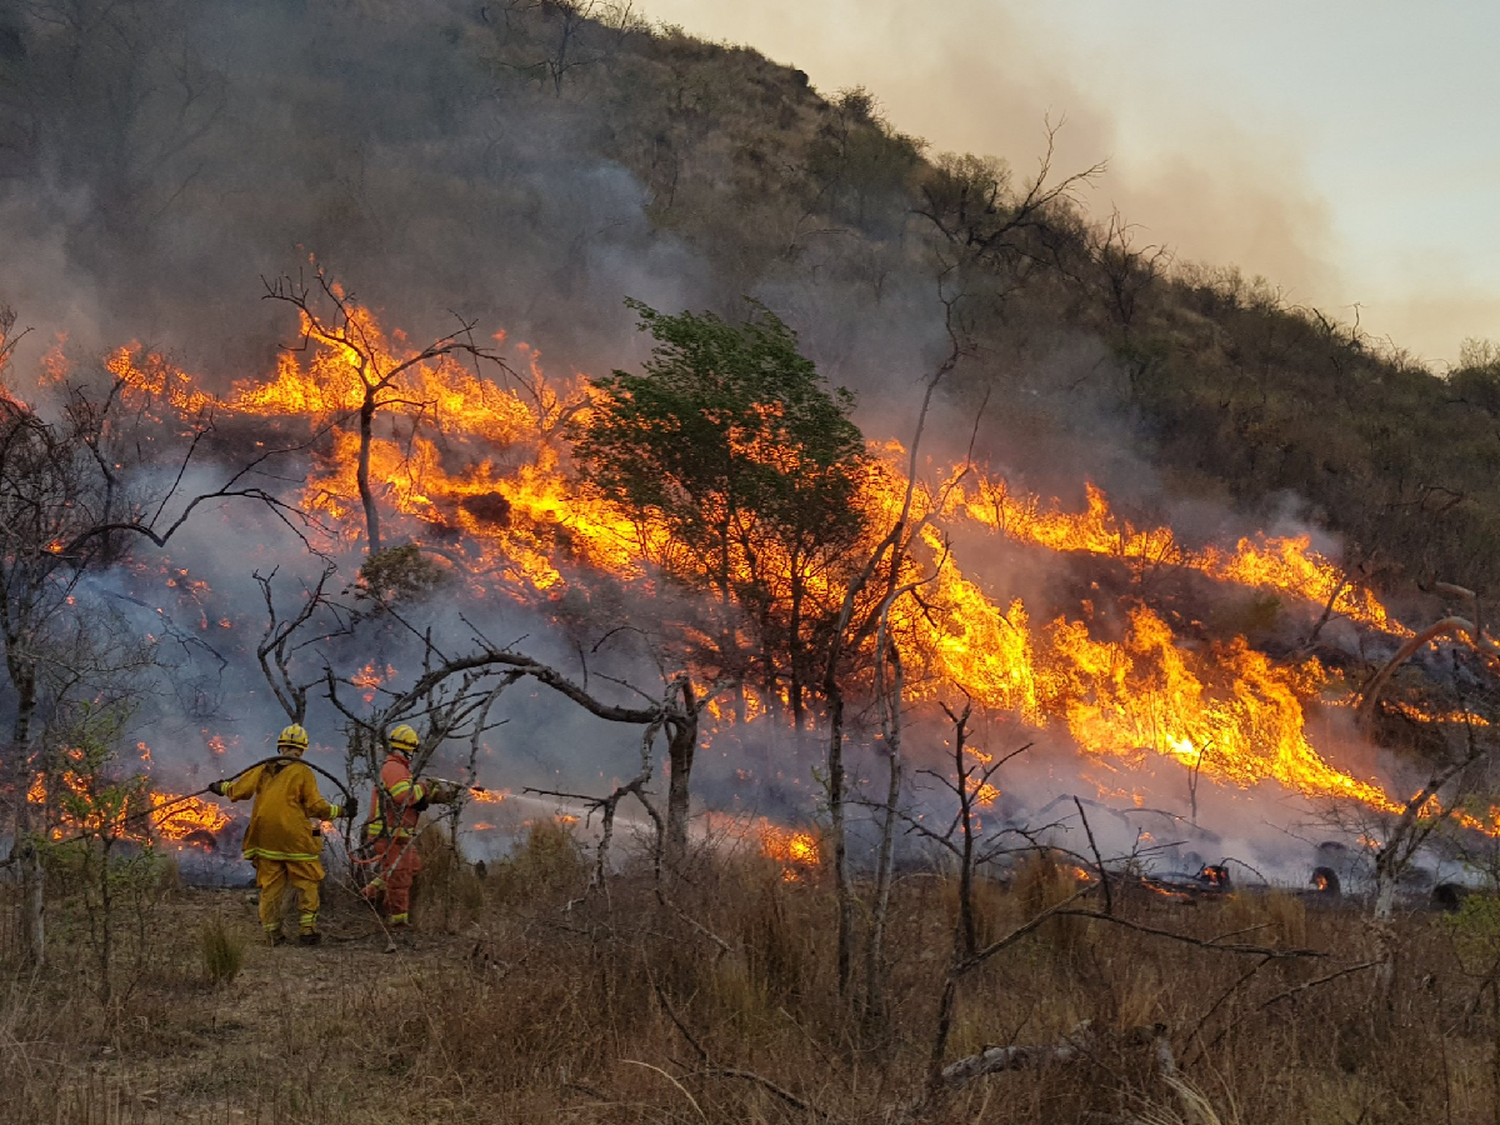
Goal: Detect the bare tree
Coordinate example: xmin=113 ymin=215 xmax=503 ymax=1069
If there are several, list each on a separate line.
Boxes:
xmin=824 ymin=283 xmax=968 ymax=1005
xmin=18 ymin=0 xmax=227 ymax=237
xmin=485 ymin=0 xmax=643 ymax=94
xmin=320 ymin=620 xmax=710 ymax=871
xmin=913 ymin=117 xmax=1106 ymax=282
xmin=0 ymin=352 xmax=311 ymax=965
xmin=254 ymin=563 xmax=348 ymax=726
xmin=1087 ymin=207 xmax=1171 ymax=338
xmin=1341 ymin=584 xmax=1500 ymax=1027
xmin=263 ymin=269 xmax=508 ymax=555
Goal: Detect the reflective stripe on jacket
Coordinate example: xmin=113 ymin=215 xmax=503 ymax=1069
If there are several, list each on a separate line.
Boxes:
xmin=364 ymin=752 xmax=427 ymax=840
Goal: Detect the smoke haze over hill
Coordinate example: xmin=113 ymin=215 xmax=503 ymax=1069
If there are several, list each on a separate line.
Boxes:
xmin=642 ymin=0 xmax=1500 ymax=365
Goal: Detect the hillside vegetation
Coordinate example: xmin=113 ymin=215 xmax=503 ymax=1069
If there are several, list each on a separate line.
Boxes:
xmin=0 ymin=0 xmax=1496 ymax=604
xmin=5 ymin=6 xmax=1500 ymax=1125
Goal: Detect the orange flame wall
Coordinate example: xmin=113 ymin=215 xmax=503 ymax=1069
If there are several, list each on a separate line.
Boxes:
xmin=100 ymin=302 xmax=1441 ymax=827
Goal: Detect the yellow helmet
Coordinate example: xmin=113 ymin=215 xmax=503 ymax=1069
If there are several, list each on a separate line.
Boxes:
xmin=388 ymin=724 xmax=420 ymax=754
xmin=277 ymin=723 xmax=310 ymax=753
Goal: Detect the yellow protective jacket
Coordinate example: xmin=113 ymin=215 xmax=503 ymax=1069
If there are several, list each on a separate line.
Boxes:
xmin=224 ymin=761 xmax=342 ymax=863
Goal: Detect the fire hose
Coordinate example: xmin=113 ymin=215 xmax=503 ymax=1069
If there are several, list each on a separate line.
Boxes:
xmin=141 ymin=754 xmax=357 ymax=826
xmin=9 ymin=756 xmax=482 ymax=943
xmin=226 ymin=755 xmax=355 ymax=803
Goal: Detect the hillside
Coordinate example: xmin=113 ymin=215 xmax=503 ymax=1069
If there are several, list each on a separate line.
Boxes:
xmin=0 ymin=0 xmax=1496 ymax=602
xmin=5 ymin=6 xmax=1500 ymax=1125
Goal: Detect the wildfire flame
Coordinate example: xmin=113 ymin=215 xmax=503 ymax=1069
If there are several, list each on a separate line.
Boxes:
xmin=945 ymin=479 xmax=1411 ymax=637
xmin=351 ymin=661 xmax=398 ymax=703
xmin=98 ymin=297 xmax=1490 ymax=840
xmin=150 ymin=792 xmax=232 ymax=842
xmin=703 ymin=811 xmax=821 ymax=880
xmin=27 ymin=772 xmax=230 ymax=847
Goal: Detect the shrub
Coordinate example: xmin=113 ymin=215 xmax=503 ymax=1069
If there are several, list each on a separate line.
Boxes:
xmin=414 ymin=824 xmax=486 ymax=929
xmin=486 ymin=818 xmax=589 ymax=906
xmin=200 ymin=915 xmax=246 ymax=986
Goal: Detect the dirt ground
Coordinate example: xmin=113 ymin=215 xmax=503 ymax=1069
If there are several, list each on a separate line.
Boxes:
xmin=4 ymin=878 xmax=521 ymax=1124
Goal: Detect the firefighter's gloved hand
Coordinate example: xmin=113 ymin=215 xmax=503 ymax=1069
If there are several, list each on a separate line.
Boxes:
xmin=340 ymin=793 xmax=359 ymax=819
xmin=207 ymin=779 xmax=227 ymax=796
xmin=431 ymin=781 xmax=463 ymax=805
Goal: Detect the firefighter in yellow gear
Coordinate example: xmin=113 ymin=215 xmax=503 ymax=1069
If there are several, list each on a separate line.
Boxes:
xmin=208 ymin=724 xmax=355 ymax=946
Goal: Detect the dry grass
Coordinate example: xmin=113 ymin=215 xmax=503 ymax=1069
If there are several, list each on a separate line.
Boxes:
xmin=1 ymin=838 xmax=1495 ymax=1124
xmin=199 ymin=914 xmax=246 ymax=986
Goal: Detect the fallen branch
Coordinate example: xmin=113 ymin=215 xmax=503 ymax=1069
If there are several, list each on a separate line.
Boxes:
xmin=1052 ymin=910 xmax=1329 ymax=959
xmin=651 ymin=968 xmax=828 ymax=1118
xmin=694 ymin=1068 xmax=827 ymax=1118
xmin=938 ymin=1021 xmax=1102 ymax=1087
xmin=918 ymin=1020 xmax=1177 ymax=1114
xmin=1357 ymin=591 xmax=1500 ymax=719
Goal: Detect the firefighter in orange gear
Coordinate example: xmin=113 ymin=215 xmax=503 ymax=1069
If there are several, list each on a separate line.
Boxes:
xmin=361 ymin=723 xmax=460 ymax=932
xmin=208 ymin=724 xmax=354 ymax=946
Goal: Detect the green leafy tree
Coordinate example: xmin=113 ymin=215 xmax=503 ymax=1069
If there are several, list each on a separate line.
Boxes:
xmin=571 ymin=299 xmax=869 ymax=725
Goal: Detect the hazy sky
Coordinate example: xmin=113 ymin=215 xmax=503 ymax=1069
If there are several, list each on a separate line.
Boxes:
xmin=644 ymin=0 xmax=1500 ymax=365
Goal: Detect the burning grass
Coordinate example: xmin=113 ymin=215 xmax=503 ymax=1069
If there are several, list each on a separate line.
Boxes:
xmin=1 ymin=218 xmax=1487 ymax=851
xmin=95 ymin=297 xmax=1464 ymax=834
xmin=2 ymin=835 xmax=1498 ymax=1124
xmin=8 ymin=299 xmax=1497 ymax=1120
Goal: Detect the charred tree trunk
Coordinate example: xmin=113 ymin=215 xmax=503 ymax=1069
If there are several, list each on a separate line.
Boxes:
xmin=664 ymin=680 xmax=697 ymax=867
xmin=822 ymin=520 xmax=901 ymax=1004
xmin=788 ymin=571 xmax=805 ymax=729
xmin=1369 ymin=760 xmax=1472 ymax=1030
xmin=9 ymin=658 xmax=43 ymax=966
xmin=864 ymin=634 xmax=904 ymax=1040
xmin=823 ymin=659 xmax=853 ymax=999
xmin=1371 ymin=854 xmax=1400 ymax=1026
xmin=948 ymin=702 xmax=978 ymax=958
xmin=357 ymin=389 xmax=380 ymax=554
xmin=1491 ymin=977 xmax=1500 ymax=1125
xmin=97 ymin=835 xmax=114 ymax=1004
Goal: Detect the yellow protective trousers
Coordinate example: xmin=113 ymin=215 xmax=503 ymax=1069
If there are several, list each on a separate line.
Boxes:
xmin=254 ymin=856 xmax=325 ymax=935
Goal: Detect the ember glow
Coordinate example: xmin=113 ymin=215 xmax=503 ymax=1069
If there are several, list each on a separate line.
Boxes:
xmin=149 ymin=792 xmax=232 ymax=843
xmin=705 ymin=812 xmax=821 ymax=880
xmin=351 ymin=662 xmax=398 ymax=703
xmin=105 ymin=297 xmax=1484 ymax=841
xmin=759 ymin=825 xmax=821 ymax=881
xmin=28 ymin=771 xmax=229 ymax=848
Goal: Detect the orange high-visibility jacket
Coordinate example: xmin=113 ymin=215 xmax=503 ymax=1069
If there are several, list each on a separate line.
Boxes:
xmin=224 ymin=761 xmax=340 ymax=863
xmin=364 ymin=752 xmax=428 ymax=840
